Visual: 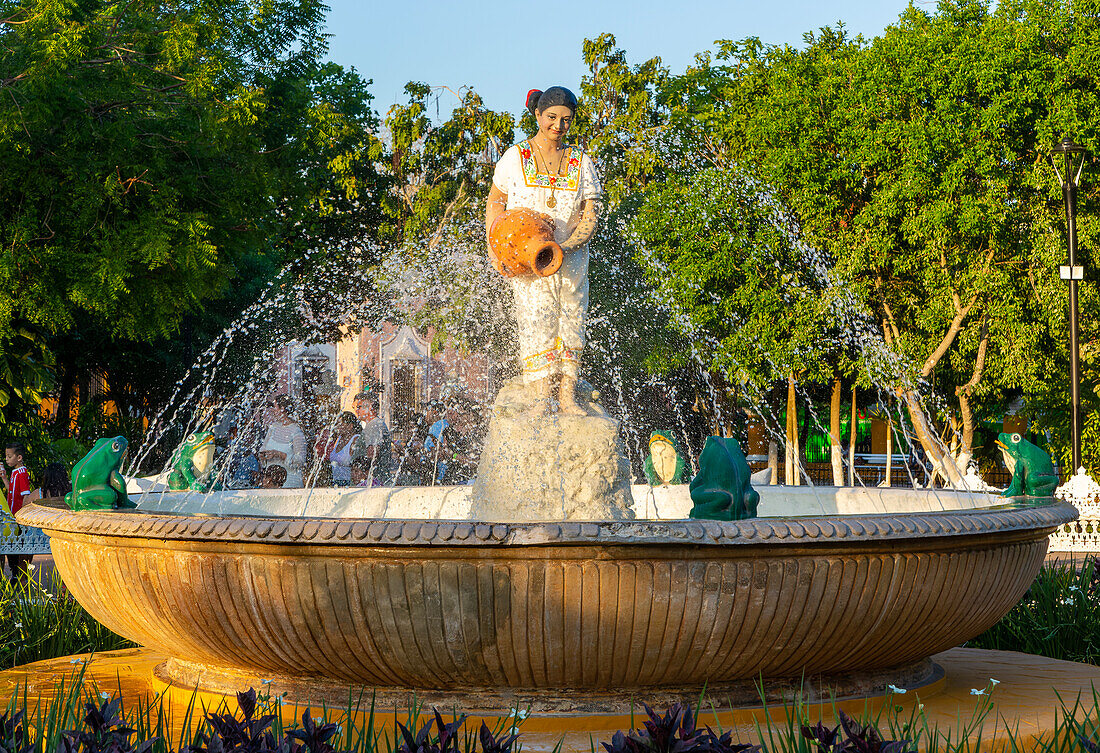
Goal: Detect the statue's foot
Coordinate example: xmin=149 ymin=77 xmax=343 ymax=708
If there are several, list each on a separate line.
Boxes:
xmin=525 ymin=377 xmax=551 ymax=419
xmin=558 ymin=397 xmax=587 ymax=416
xmin=557 ymin=378 xmax=588 ymax=416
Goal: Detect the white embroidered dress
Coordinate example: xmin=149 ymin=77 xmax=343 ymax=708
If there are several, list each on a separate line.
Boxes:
xmin=491 ymin=141 xmax=602 ymax=383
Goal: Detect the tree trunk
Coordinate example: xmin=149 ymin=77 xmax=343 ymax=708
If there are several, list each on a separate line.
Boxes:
xmin=958 ymin=393 xmax=975 ymax=457
xmin=956 ymin=316 xmax=991 ymax=455
xmin=56 ymin=354 xmax=75 ymax=434
xmin=785 ymin=375 xmax=799 ymax=485
xmin=880 ymin=301 xmax=970 ymax=489
xmin=830 ymin=377 xmax=843 ymax=486
xmin=768 ymin=440 xmax=778 ymax=485
xmin=885 ymin=418 xmax=893 ymax=487
xmin=900 ymin=389 xmax=965 ymax=487
xmin=848 ymin=385 xmax=857 ymax=487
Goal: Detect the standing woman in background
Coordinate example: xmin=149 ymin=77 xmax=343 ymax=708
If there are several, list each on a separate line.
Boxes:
xmin=259 ymin=395 xmax=307 ymax=488
xmin=485 ymin=86 xmax=603 ymax=417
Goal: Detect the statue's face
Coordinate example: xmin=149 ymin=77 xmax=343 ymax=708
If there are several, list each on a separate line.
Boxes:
xmin=537 ymin=105 xmax=573 ymax=140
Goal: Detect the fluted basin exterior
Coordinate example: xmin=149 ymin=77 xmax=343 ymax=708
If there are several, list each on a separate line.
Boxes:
xmin=20 ymin=500 xmax=1074 ymax=696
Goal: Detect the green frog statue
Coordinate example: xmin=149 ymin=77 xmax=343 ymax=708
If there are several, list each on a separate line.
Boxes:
xmin=688 ymin=435 xmax=760 ymax=521
xmin=65 ymin=436 xmax=134 ymax=511
xmin=644 ymin=430 xmax=686 ymax=486
xmin=996 ymin=431 xmax=1059 ymax=498
xmin=167 ymin=431 xmax=217 ymax=491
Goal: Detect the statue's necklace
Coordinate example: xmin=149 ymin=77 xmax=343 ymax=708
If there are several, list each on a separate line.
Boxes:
xmin=533 ymin=140 xmax=566 ymax=208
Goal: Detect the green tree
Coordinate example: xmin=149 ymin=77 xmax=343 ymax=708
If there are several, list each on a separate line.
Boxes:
xmin=0 ymin=0 xmax=387 ymax=442
xmin=571 ymin=33 xmax=669 ymax=206
xmin=381 ymin=83 xmax=514 ymax=245
xmin=654 ymin=0 xmax=1099 ymax=481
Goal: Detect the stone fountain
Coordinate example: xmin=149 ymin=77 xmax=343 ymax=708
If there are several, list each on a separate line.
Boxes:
xmin=20 ymin=479 xmax=1074 ymax=711
xmin=14 ymin=207 xmax=1079 ymax=713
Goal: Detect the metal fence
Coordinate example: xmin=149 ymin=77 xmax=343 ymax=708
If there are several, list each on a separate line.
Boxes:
xmin=0 ymin=514 xmax=51 ymax=555
xmin=754 ymin=461 xmax=1020 ymax=489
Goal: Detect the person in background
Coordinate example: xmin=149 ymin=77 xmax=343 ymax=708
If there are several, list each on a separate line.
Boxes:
xmin=260 ymin=465 xmax=287 ymax=489
xmin=316 ymin=411 xmax=361 ymax=486
xmin=226 ymin=422 xmax=261 ymax=489
xmin=0 ymin=443 xmax=33 ymax=582
xmin=25 ymin=462 xmax=71 ymax=503
xmin=259 ymin=395 xmax=307 ymax=488
xmin=424 ymin=401 xmax=454 ymax=485
xmin=349 ymin=456 xmax=373 ymax=487
xmin=352 ymin=391 xmax=392 ymax=485
xmin=447 ymin=403 xmax=483 ymax=484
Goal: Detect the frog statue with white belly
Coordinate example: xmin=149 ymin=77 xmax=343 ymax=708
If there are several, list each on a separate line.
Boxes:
xmin=996 ymin=431 xmax=1058 ymax=498
xmin=167 ymin=431 xmax=217 ymax=491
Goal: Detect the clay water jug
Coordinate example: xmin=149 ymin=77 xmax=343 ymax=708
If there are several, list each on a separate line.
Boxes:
xmin=488 ymin=208 xmax=563 ymax=277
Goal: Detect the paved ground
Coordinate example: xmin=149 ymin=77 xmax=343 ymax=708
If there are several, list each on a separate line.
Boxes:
xmin=1045 ymin=550 xmax=1095 ymax=568
xmin=0 ymin=646 xmax=1095 ymax=752
xmin=2 ymin=553 xmax=59 ymax=593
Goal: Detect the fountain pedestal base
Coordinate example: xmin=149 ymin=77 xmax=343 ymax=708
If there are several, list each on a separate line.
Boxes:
xmin=157 ymin=656 xmax=943 ymax=713
xmin=471 ymin=377 xmax=634 ymax=521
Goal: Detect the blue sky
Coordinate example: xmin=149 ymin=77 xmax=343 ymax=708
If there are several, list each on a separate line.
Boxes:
xmin=323 ymin=0 xmax=920 ymax=121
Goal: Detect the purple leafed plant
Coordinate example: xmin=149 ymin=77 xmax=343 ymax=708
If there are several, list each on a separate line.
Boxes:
xmin=396 ymin=710 xmax=468 ymax=753
xmin=55 ymin=698 xmax=157 ymax=753
xmin=0 ymin=709 xmax=31 ymax=753
xmin=601 ymin=703 xmax=759 ymax=753
xmin=800 ymin=711 xmax=912 ymax=753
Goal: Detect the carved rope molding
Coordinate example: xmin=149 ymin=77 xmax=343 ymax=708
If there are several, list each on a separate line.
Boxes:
xmin=17 ymin=500 xmax=1078 ymax=548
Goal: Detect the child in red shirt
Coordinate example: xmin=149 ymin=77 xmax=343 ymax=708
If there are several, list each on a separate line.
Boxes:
xmin=2 ymin=442 xmax=32 ymax=581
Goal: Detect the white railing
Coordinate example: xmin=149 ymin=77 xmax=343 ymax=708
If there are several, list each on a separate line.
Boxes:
xmin=1049 ymin=469 xmax=1100 ymax=552
xmin=0 ymin=514 xmax=51 ymax=555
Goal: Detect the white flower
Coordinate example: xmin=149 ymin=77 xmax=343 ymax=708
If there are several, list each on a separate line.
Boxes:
xmin=99 ymin=692 xmax=110 ymax=700
xmin=1069 ymin=585 xmax=1081 ymax=592
xmin=970 ymin=688 xmax=986 ymax=696
xmin=990 ymin=678 xmax=1000 ymax=686
xmin=70 ymin=658 xmax=84 ymax=665
xmin=918 ymin=704 xmax=925 ymax=712
xmin=887 ymin=685 xmax=907 ymax=694
xmin=13 ymin=622 xmax=21 ymax=629
xmin=260 ymin=678 xmax=272 ymax=685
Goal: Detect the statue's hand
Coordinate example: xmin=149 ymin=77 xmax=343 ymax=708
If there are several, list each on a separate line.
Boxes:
xmin=488 ymin=245 xmax=505 ymax=275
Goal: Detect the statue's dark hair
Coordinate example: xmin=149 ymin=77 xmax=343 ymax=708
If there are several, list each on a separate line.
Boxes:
xmin=526 ymin=86 xmax=578 ymax=118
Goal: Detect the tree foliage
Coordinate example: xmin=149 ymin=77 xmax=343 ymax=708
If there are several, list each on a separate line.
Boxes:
xmin=611 ymin=0 xmax=1099 ymax=468
xmin=0 ymin=0 xmax=389 ymax=446
xmin=2 ymin=0 xmax=1099 ymax=478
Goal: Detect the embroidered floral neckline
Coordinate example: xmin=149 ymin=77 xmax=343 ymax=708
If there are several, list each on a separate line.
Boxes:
xmin=518 ymin=141 xmax=581 ymax=191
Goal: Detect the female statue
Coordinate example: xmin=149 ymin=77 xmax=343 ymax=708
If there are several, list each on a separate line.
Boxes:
xmin=485 ymin=86 xmax=602 ymax=417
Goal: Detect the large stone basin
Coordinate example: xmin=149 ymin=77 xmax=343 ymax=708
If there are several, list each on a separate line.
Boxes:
xmin=19 ymin=492 xmax=1075 ymax=709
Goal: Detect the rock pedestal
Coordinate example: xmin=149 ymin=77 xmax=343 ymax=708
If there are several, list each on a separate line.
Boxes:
xmin=470 ymin=378 xmax=635 ymax=521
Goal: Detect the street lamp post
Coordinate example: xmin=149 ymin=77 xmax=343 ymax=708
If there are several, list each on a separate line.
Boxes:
xmin=1051 ymin=137 xmax=1090 ymax=472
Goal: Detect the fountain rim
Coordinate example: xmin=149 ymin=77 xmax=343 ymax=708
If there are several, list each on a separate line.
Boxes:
xmin=19 ymin=497 xmax=1076 ymax=548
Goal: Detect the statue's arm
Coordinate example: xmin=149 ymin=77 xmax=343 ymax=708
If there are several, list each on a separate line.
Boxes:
xmin=486 ymin=185 xmax=508 ymax=242
xmin=561 ymin=199 xmax=602 ymax=252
